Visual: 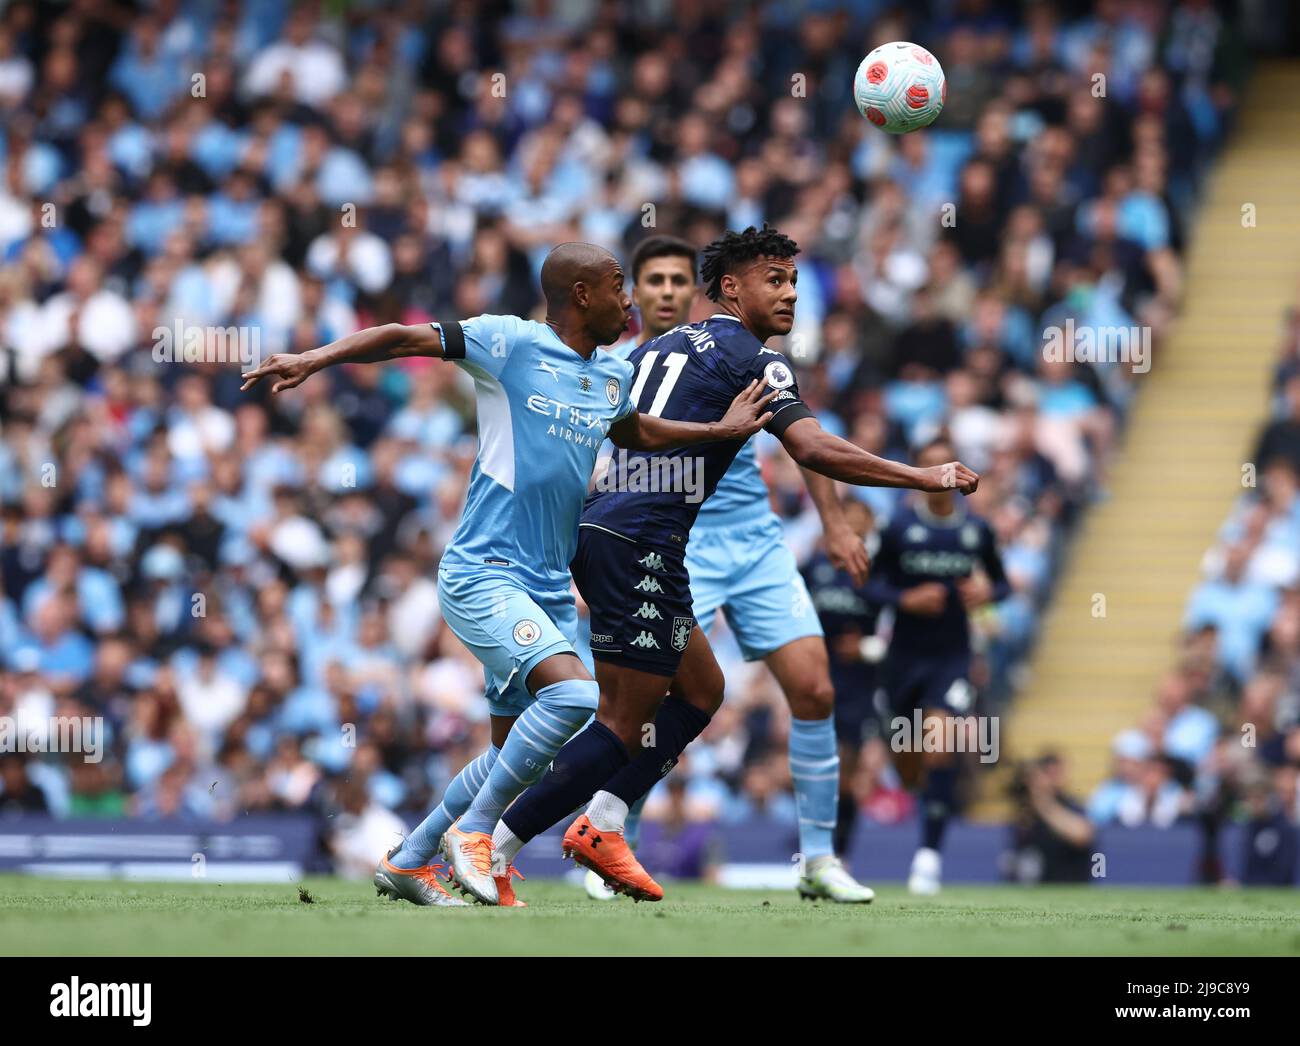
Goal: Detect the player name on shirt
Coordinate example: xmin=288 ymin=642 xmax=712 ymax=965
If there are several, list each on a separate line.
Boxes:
xmin=581 ymin=314 xmax=813 ymax=550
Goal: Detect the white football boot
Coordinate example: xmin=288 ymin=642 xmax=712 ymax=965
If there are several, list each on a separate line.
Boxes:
xmin=798 ymin=855 xmax=876 ymax=903
xmin=584 ymin=868 xmax=617 ymax=901
xmin=442 ymin=820 xmax=499 ymax=905
xmin=907 ymin=846 xmax=942 ymax=896
xmin=373 ymin=845 xmax=469 ymax=907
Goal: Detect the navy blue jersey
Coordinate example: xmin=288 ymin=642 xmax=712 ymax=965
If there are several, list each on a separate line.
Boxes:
xmin=804 ymin=549 xmax=880 ymax=654
xmin=580 ymin=314 xmax=812 ymax=550
xmin=804 ymin=548 xmax=881 ymax=733
xmin=864 ymin=500 xmax=1010 ymax=656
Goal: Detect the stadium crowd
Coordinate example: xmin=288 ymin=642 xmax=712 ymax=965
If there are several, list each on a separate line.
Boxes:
xmin=1094 ymin=304 xmax=1300 ymax=884
xmin=0 ymin=0 xmax=1248 ymax=873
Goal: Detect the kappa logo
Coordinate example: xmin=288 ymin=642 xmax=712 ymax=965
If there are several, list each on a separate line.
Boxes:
xmin=512 ymin=619 xmax=541 ymax=645
xmin=634 ymin=575 xmax=664 ymax=594
xmin=633 ymin=602 xmax=662 ymax=620
xmin=630 ymin=631 xmax=660 ymax=649
xmin=671 ymin=616 xmax=694 ymax=652
xmin=637 ymin=551 xmax=665 ymax=571
xmin=536 ymin=360 xmax=561 ymax=382
xmin=606 ymin=378 xmax=621 ymax=406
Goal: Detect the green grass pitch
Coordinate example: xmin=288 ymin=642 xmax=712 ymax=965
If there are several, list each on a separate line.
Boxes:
xmin=3 ymin=875 xmax=1299 ymax=955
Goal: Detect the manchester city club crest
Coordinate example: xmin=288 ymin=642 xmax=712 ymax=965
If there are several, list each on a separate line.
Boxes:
xmin=513 ymin=619 xmax=541 ymax=645
xmin=606 ymin=378 xmax=620 ymax=406
xmin=671 ymin=616 xmax=694 ymax=652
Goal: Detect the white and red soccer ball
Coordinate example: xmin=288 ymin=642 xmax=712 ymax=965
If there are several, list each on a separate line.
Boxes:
xmin=853 ymin=41 xmax=946 ymax=134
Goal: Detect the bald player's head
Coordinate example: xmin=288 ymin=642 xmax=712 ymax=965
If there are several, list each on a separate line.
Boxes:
xmin=540 ymin=241 xmax=631 ymax=345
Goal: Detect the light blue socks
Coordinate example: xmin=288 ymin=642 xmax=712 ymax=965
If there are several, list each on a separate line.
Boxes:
xmin=391 ymin=743 xmax=501 ymax=868
xmin=458 ymin=678 xmax=599 ymax=834
xmin=789 ymin=716 xmax=839 ymax=860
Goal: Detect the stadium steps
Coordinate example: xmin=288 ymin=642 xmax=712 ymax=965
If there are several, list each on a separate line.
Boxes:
xmin=971 ymin=61 xmax=1300 ymax=820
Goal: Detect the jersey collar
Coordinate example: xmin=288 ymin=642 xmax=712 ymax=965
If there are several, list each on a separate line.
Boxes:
xmin=914 ymin=499 xmax=967 ymax=529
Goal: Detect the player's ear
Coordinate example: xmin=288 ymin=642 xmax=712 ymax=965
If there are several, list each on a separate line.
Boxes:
xmin=573 ymin=281 xmax=590 ymax=309
xmin=719 ymin=272 xmax=739 ymax=303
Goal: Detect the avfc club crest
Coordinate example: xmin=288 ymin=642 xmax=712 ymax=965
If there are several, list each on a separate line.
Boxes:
xmin=606 ymin=378 xmax=621 ymax=406
xmin=671 ymin=616 xmax=694 ymax=652
xmin=961 ymin=524 xmax=980 ymax=549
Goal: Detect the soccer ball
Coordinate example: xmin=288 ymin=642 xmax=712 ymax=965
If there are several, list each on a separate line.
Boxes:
xmin=853 ymin=42 xmax=946 ymax=134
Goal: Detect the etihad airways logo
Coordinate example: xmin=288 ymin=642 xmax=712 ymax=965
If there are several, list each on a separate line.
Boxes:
xmin=526 ymin=394 xmax=611 ymax=430
xmin=527 ymin=393 xmax=613 ymax=449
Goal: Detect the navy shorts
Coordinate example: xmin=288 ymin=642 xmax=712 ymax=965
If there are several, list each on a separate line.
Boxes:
xmin=832 ymin=665 xmax=881 ymax=746
xmin=572 ymin=524 xmax=695 ymax=678
xmin=880 ymin=650 xmax=975 ymax=718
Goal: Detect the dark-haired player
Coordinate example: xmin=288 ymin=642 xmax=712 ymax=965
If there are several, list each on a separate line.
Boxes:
xmin=452 ymin=225 xmax=978 ymax=904
xmin=866 ymin=437 xmax=1009 ymax=895
xmin=583 ymin=234 xmax=880 ymax=902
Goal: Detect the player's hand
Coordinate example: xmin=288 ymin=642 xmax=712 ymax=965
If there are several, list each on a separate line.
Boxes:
xmin=825 ymin=524 xmax=870 ymax=587
xmin=915 ymin=461 xmax=979 ymax=496
xmin=957 ymin=572 xmax=994 ymax=609
xmin=715 ymin=379 xmax=777 ymax=440
xmin=899 ymin=582 xmax=947 ymax=616
xmin=240 ymin=352 xmax=318 ymax=394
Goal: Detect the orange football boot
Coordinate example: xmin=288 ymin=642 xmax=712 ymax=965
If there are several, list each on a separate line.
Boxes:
xmin=562 ymin=814 xmax=663 ymax=902
xmin=495 ymin=865 xmax=527 ymax=907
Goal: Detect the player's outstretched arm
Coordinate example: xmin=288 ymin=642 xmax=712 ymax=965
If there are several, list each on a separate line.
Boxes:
xmin=802 ymin=468 xmax=869 ymax=585
xmin=239 ymin=322 xmax=444 ymax=394
xmin=608 ymin=379 xmax=776 ymax=451
xmin=780 ymin=417 xmax=980 ymax=495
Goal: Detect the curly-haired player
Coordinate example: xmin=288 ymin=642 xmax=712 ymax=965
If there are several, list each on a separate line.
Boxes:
xmin=448 ymin=225 xmax=980 ymax=904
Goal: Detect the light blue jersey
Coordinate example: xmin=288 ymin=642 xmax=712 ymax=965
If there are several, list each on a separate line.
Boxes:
xmin=436 ymin=315 xmax=636 ymax=592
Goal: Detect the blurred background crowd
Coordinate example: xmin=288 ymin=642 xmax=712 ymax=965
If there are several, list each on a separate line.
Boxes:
xmin=1081 ymin=307 xmax=1300 ymax=884
xmin=0 ymin=0 xmax=1291 ymax=880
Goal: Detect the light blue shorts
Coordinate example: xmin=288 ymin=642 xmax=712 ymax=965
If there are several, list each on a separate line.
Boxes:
xmin=437 ymin=567 xmax=591 ymax=718
xmin=686 ymin=513 xmax=823 ymax=662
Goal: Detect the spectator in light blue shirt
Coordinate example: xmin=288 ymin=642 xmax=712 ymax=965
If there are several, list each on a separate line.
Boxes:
xmin=1184 ymin=542 xmax=1281 ymax=683
xmin=1154 ymin=670 xmax=1219 ymax=767
xmin=675 ymin=113 xmax=734 ymax=211
xmin=13 ymin=597 xmax=95 ymax=685
xmin=127 ymin=172 xmax=186 ymax=256
xmin=108 ymin=18 xmax=188 ymax=122
xmin=207 ymin=170 xmax=262 ymax=247
xmin=22 ymin=545 xmax=124 ymax=635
